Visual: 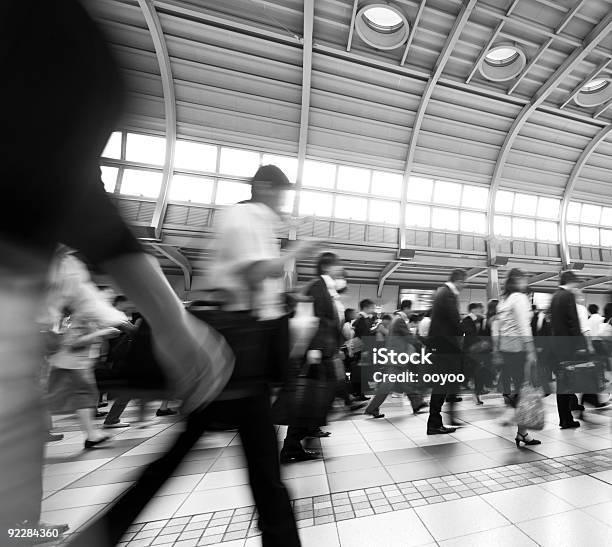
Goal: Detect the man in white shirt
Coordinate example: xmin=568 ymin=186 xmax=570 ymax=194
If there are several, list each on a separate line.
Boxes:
xmin=587 ymin=304 xmax=604 ymax=338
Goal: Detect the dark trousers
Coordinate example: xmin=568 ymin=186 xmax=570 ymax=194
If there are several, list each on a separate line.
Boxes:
xmin=103 ymin=396 xmax=130 ymax=425
xmin=283 ymin=426 xmax=309 ymax=452
xmin=426 ymin=351 xmax=460 ymax=429
xmin=556 ymin=394 xmax=575 ymax=425
xmin=69 ymin=391 xmax=300 ymax=547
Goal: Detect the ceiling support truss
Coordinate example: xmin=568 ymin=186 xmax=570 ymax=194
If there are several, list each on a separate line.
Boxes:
xmin=580 ymin=276 xmax=612 ymax=289
xmin=400 ymin=0 xmax=477 ymax=249
xmin=138 ymin=0 xmax=176 ymax=240
xmin=150 ymin=243 xmax=192 ymax=291
xmin=400 ymin=0 xmax=427 ymax=66
xmin=378 ymin=262 xmax=402 ymax=297
xmin=559 ymin=124 xmax=612 ymax=267
xmin=486 ymin=13 xmax=612 ymax=240
xmin=292 ymin=0 xmax=314 ymax=218
xmin=527 ymin=272 xmax=558 ymax=286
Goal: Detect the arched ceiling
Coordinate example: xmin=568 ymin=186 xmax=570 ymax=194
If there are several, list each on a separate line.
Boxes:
xmin=82 ymin=0 xmax=612 ymax=292
xmin=84 ymin=0 xmax=612 ymax=203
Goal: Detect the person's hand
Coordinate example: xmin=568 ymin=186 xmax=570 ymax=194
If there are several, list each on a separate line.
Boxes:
xmin=306 ymin=349 xmax=322 ymax=364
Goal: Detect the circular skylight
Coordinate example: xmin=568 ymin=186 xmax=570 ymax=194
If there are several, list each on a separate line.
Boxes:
xmin=484 ymin=47 xmax=519 ymax=66
xmin=580 ymin=78 xmax=609 ymax=94
xmin=574 ymin=77 xmax=612 ymax=107
xmin=362 ymin=6 xmax=404 ymax=33
xmin=478 ymin=43 xmax=526 ymax=82
xmin=355 ymin=4 xmax=409 ymax=50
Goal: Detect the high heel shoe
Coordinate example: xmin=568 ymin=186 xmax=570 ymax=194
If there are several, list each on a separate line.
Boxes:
xmin=515 ymin=432 xmax=541 ymax=448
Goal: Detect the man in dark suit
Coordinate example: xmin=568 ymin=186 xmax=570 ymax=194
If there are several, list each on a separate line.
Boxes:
xmin=461 ymin=302 xmax=487 ymax=404
xmin=550 ymin=270 xmax=585 ymax=429
xmin=281 ymin=252 xmax=344 ymax=462
xmin=350 ymin=298 xmax=377 ymax=400
xmin=426 ymin=269 xmax=467 ymax=434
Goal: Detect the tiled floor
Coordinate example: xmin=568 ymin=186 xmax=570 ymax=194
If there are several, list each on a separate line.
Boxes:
xmin=42 ymin=395 xmax=612 ymax=546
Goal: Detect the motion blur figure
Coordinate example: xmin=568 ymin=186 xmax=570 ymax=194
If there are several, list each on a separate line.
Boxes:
xmin=1 ymin=1 xmax=232 ymax=542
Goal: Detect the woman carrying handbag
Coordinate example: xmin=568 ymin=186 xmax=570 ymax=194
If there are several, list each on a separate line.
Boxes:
xmin=494 ymin=269 xmax=543 ymax=447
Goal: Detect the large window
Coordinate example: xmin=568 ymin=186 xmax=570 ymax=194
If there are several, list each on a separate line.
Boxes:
xmin=566 ymin=201 xmax=612 ymax=247
xmin=405 ymin=175 xmax=488 ymax=235
xmin=494 ymin=190 xmax=560 ymax=242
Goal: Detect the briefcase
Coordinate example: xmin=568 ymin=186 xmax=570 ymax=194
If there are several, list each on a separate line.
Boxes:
xmin=557 ymin=361 xmax=605 ymax=394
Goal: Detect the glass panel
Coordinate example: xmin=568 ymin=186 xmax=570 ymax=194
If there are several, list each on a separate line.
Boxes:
xmin=299 ymin=191 xmax=333 ymax=217
xmin=536 ymin=220 xmax=558 ymax=242
xmin=281 ymin=190 xmax=296 ymax=214
xmin=369 ymin=200 xmax=400 ymax=224
xmin=262 ymin=154 xmax=298 ymax=182
xmin=302 ymin=160 xmax=336 ymax=189
xmin=495 ymin=190 xmax=514 ymax=213
xmin=102 ymin=131 xmax=122 ymax=159
xmin=219 ymin=148 xmax=260 ymax=177
xmin=168 ymin=175 xmax=214 ymax=203
xmin=513 ymin=193 xmax=538 ymax=216
xmin=601 ymin=207 xmax=612 ymax=227
xmin=537 ymin=197 xmax=560 ymax=219
xmin=433 ymin=181 xmax=462 ymax=206
xmin=100 ymin=166 xmax=118 ymax=193
xmin=337 ymin=165 xmax=370 ymax=193
xmin=215 ymin=180 xmax=251 ymax=205
xmin=580 ymin=203 xmax=601 ymax=224
xmin=567 ymin=225 xmax=580 ymax=244
xmin=461 ymin=186 xmax=488 ymax=209
xmin=460 ymin=211 xmax=486 ymax=234
xmin=512 ymin=218 xmax=535 ymax=239
xmin=406 ymin=176 xmax=433 ymax=202
xmin=371 ymin=171 xmax=402 ymax=198
xmin=567 ymin=202 xmax=581 ymax=222
xmin=405 ymin=204 xmax=431 ymax=228
xmin=600 ymin=229 xmax=612 ymax=247
xmin=120 ymin=169 xmax=162 ymax=198
xmin=580 ymin=226 xmax=599 ymax=246
xmin=174 ymin=140 xmax=217 ymax=172
xmin=431 ymin=207 xmax=459 ymax=231
xmin=125 ymin=133 xmax=165 ymax=166
xmin=494 ymin=215 xmax=512 ymax=237
xmin=334 ymin=195 xmax=368 ymax=221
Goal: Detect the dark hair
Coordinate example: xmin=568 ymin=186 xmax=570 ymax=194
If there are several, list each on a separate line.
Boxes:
xmin=531 ymin=304 xmax=537 ymax=312
xmin=381 ymin=314 xmax=393 ymax=322
xmin=360 ymin=299 xmax=375 ymax=310
xmin=560 ymin=270 xmax=579 ymax=286
xmin=588 ymin=304 xmax=599 ymax=315
xmin=604 ymin=302 xmax=612 ymax=322
xmin=400 ymin=299 xmax=412 ymax=311
xmin=468 ymin=302 xmax=482 ymax=312
xmin=503 ymin=268 xmax=526 ymax=296
xmin=316 ymin=252 xmax=339 ymax=276
xmin=486 ymin=299 xmax=498 ymax=319
xmin=344 ymin=308 xmax=355 ymax=323
xmin=449 ymin=269 xmax=467 ymax=282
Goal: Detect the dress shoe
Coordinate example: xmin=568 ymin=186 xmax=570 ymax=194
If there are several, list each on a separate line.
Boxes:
xmin=307 ymin=428 xmax=331 ymax=438
xmin=570 ymin=403 xmax=585 ymax=411
xmin=427 ymin=425 xmax=456 ymax=435
xmin=365 ymin=411 xmax=385 ymax=419
xmin=94 ymin=410 xmax=108 ymax=418
xmin=280 ymin=449 xmax=320 ymax=463
xmin=559 ymin=420 xmax=580 ymax=429
xmin=446 ymin=396 xmax=462 ymax=403
xmin=515 ymin=432 xmax=541 ymax=448
xmin=103 ymin=421 xmax=130 ymax=429
xmin=45 ymin=432 xmax=64 ymax=442
xmin=355 ymin=394 xmax=370 ymax=401
xmin=84 ymin=436 xmax=110 ymax=449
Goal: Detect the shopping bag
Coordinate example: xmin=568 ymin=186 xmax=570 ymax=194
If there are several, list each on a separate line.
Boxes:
xmin=515 ymin=385 xmax=545 ymax=430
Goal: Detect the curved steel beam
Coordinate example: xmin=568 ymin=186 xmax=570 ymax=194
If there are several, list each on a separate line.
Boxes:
xmin=138 ymin=0 xmax=177 ymax=239
xmin=559 ymin=124 xmax=612 ymax=267
xmin=486 ymin=13 xmax=612 ymax=240
xmin=292 ymin=0 xmax=314 ymax=217
xmin=400 ymin=0 xmax=477 ymax=248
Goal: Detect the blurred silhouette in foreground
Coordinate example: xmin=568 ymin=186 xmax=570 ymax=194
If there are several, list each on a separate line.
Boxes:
xmin=0 ymin=1 xmax=232 ymax=542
